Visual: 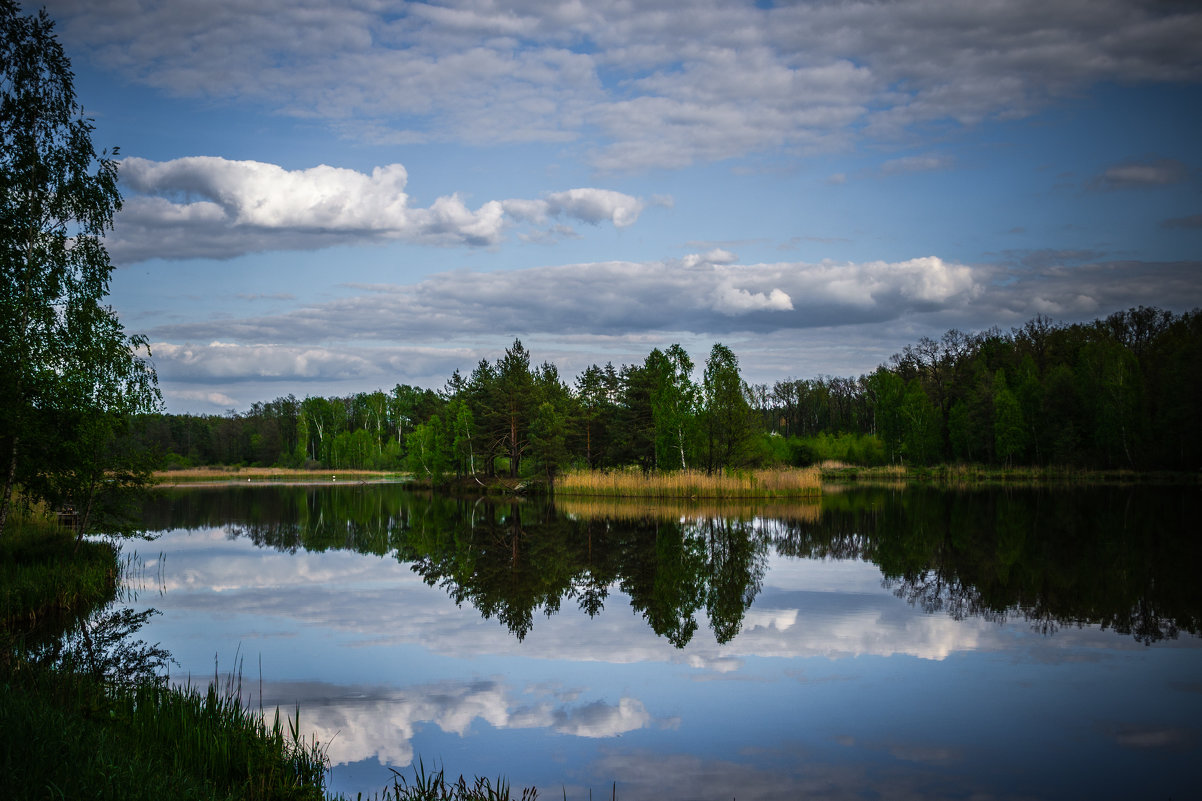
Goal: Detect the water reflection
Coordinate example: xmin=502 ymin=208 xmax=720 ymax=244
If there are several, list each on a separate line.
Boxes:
xmin=142 ymin=484 xmax=1202 ymax=647
xmin=26 ymin=606 xmax=171 ymax=690
xmin=131 ymin=484 xmax=1202 ymax=799
xmin=253 ymin=678 xmax=665 ymax=769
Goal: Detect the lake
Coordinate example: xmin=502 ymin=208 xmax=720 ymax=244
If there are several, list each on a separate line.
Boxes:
xmin=116 ymin=483 xmax=1200 ymax=799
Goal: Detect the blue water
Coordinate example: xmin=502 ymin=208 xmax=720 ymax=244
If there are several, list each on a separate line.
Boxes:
xmin=120 ymin=487 xmax=1202 ymax=800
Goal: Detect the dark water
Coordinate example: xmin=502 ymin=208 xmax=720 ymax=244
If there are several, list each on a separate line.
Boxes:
xmin=123 ymin=483 xmax=1201 ymax=799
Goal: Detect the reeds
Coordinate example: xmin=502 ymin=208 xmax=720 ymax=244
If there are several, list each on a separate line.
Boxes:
xmin=908 ymin=463 xmax=1161 ymax=487
xmin=375 ymin=759 xmax=539 ymax=800
xmin=0 ymin=661 xmax=328 ymax=801
xmin=556 ymin=467 xmax=822 ymax=499
xmin=0 ymin=524 xmax=118 ymax=630
xmin=153 ymin=466 xmax=402 ymax=484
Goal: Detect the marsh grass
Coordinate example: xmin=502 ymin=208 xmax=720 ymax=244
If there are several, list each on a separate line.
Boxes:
xmin=908 ymin=463 xmax=1167 ymax=486
xmin=0 ymin=523 xmax=118 ymax=631
xmin=365 ymin=759 xmax=538 ymax=800
xmin=0 ymin=658 xmax=328 ymax=801
xmin=154 ymin=466 xmax=404 ymax=484
xmin=557 ymin=495 xmax=822 ymax=524
xmin=556 ymin=467 xmax=822 ymax=499
xmin=816 ymin=462 xmax=908 ymax=488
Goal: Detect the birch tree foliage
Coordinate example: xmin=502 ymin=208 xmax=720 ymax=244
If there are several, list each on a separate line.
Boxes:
xmin=1 ymin=0 xmax=160 ymax=536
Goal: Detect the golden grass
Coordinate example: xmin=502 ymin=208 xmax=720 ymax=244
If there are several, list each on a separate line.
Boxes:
xmin=152 ymin=466 xmax=404 ymax=484
xmin=556 ymin=467 xmax=822 ymax=499
xmin=557 ymin=495 xmax=823 ymax=523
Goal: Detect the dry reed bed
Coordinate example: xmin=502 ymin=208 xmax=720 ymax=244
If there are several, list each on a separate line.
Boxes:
xmin=557 ymin=468 xmax=822 ymax=499
xmin=153 ymin=466 xmax=400 ymax=483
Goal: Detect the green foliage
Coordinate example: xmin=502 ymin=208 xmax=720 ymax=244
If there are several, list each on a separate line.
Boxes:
xmin=992 ymin=370 xmax=1026 ymax=467
xmin=130 ymin=308 xmax=1200 ymax=476
xmin=448 ymin=398 xmax=479 ymax=478
xmin=864 ymin=368 xmax=905 ymax=463
xmin=700 ymin=343 xmax=756 ymax=472
xmin=0 ymin=522 xmax=117 ymax=630
xmin=900 ymin=379 xmax=941 ymax=465
xmin=406 ymin=415 xmax=451 ymax=484
xmin=573 ymin=362 xmax=620 ymax=469
xmin=647 ymin=345 xmax=698 ymax=471
xmin=778 ymin=432 xmax=887 ymax=467
xmin=528 ymin=401 xmax=568 ymax=483
xmin=1 ymin=0 xmax=161 ymax=537
xmin=0 ymin=661 xmax=328 ymax=801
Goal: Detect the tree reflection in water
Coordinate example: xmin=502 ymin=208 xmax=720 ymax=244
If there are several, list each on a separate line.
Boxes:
xmin=141 ymin=483 xmax=1202 ymax=647
xmin=26 ymin=606 xmax=172 ymax=689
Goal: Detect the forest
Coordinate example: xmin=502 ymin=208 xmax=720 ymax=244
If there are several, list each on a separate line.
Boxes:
xmin=129 ymin=306 xmax=1202 ymax=479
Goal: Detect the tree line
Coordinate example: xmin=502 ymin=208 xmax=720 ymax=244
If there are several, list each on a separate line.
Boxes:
xmin=133 ymin=341 xmax=763 ymax=483
xmin=131 ymin=306 xmax=1202 ymax=479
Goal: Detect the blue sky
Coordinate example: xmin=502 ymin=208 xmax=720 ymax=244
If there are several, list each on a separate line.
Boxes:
xmin=38 ymin=0 xmax=1202 ymax=413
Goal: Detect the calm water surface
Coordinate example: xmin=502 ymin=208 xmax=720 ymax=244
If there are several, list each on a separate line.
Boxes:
xmin=123 ymin=484 xmax=1201 ymax=800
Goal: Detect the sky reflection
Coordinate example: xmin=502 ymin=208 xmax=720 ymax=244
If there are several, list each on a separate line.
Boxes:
xmin=122 ymin=489 xmax=1202 ymax=800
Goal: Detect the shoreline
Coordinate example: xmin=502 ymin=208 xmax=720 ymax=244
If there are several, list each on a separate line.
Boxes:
xmin=151 ymin=464 xmax=1202 ymax=494
xmin=1 ymin=524 xmax=330 ymax=800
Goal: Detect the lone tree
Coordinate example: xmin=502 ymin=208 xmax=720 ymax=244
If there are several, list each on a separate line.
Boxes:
xmin=1 ymin=0 xmax=160 ymax=537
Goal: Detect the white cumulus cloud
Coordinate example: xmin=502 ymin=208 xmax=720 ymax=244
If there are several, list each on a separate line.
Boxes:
xmin=111 ymin=157 xmax=654 ymax=262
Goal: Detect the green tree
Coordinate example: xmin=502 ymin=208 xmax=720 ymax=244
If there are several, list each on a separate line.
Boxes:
xmin=700 ymin=343 xmax=756 ymax=472
xmin=484 ymin=340 xmax=535 ymax=478
xmin=528 ymin=401 xmax=568 ymax=485
xmin=24 ymin=299 xmax=160 ymax=544
xmin=900 ymin=379 xmax=940 ymax=465
xmin=1077 ymin=339 xmax=1142 ymax=468
xmin=946 ymin=362 xmax=994 ymax=463
xmin=865 ymin=367 xmax=906 ymax=463
xmin=1 ymin=1 xmax=160 ymax=535
xmin=406 ymin=414 xmax=450 ymax=483
xmin=297 ymin=396 xmax=345 ymax=465
xmin=574 ymin=363 xmax=618 ymax=468
xmin=993 ymin=370 xmax=1026 ymax=467
xmin=614 ymin=361 xmax=657 ymax=471
xmin=648 ymin=344 xmax=698 ymax=471
xmin=446 ymin=397 xmax=480 ymax=480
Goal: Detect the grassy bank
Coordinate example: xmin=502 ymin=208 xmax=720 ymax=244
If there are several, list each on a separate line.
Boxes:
xmin=154 ymin=466 xmax=406 ymax=485
xmin=0 ymin=520 xmax=329 ymax=800
xmin=556 ymin=467 xmax=823 ymax=499
xmin=1 ymin=665 xmax=327 ymax=801
xmin=817 ymin=462 xmax=1202 ymax=487
xmin=1 ymin=521 xmax=119 ymax=632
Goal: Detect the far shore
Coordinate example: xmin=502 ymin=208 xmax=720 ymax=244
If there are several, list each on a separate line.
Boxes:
xmin=151 ymin=463 xmax=1199 ymax=493
xmin=152 ymin=466 xmax=409 ymax=487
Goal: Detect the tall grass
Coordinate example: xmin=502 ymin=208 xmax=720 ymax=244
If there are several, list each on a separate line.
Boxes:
xmin=154 ymin=466 xmax=404 ymax=484
xmin=366 ymin=759 xmax=539 ymax=800
xmin=556 ymin=467 xmax=822 ymax=499
xmin=909 ymin=463 xmax=1160 ymax=487
xmin=0 ymin=660 xmax=328 ymax=801
xmin=0 ymin=522 xmax=119 ymax=631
